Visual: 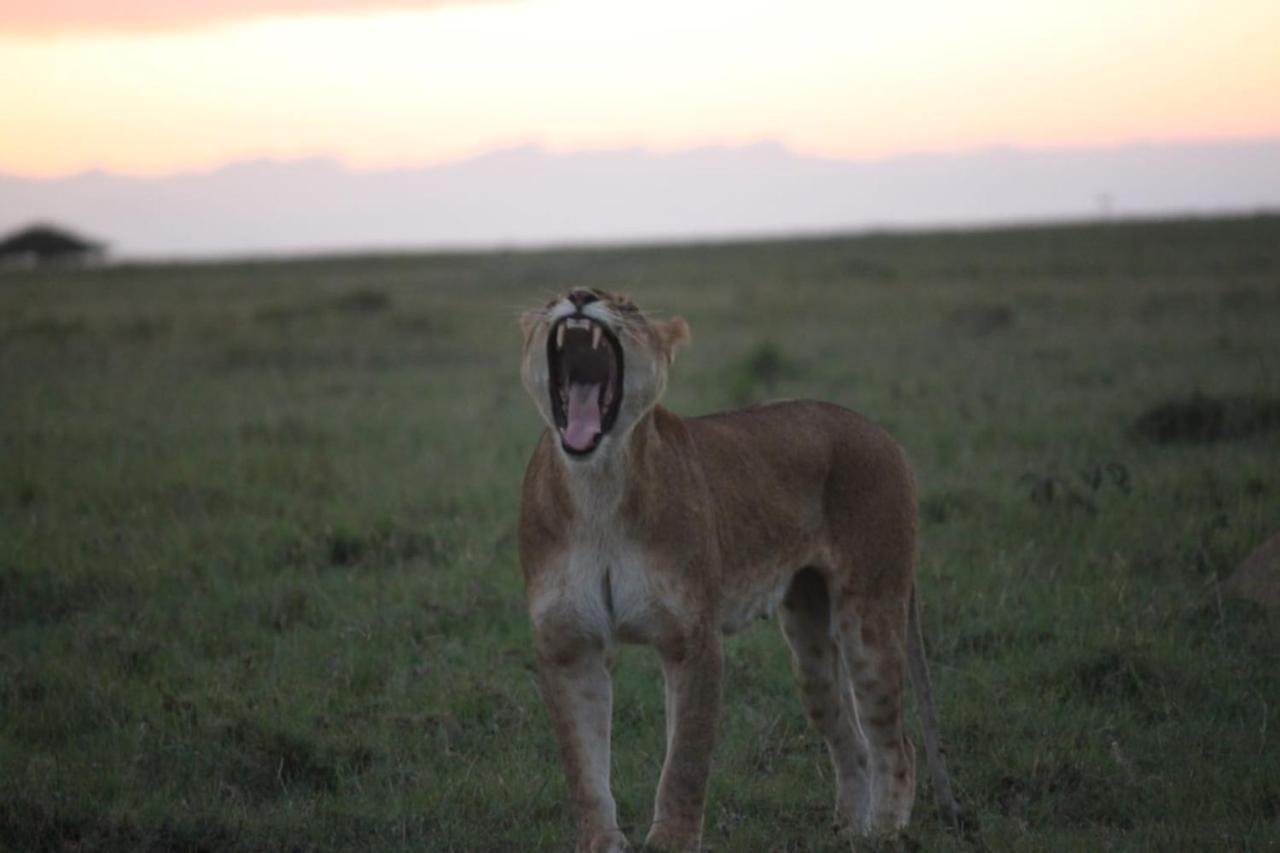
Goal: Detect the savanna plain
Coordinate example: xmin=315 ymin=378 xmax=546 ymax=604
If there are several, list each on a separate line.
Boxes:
xmin=2 ymin=216 xmax=1278 ymax=852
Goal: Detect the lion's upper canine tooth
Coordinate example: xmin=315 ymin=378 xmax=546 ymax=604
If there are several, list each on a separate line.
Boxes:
xmin=556 ymin=324 xmax=566 ymax=349
xmin=591 ymin=326 xmax=602 ymax=350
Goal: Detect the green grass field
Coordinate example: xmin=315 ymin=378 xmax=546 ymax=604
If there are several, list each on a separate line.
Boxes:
xmin=3 ymin=216 xmax=1278 ymax=851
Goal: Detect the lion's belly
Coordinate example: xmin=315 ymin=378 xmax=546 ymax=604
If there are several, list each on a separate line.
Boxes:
xmin=532 ymin=530 xmax=824 ymax=649
xmin=714 ymin=536 xmax=832 ymax=634
xmin=718 ymin=575 xmax=790 ymax=635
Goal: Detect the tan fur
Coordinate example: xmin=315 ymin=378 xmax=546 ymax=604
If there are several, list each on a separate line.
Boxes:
xmin=518 ymin=289 xmax=959 ymax=852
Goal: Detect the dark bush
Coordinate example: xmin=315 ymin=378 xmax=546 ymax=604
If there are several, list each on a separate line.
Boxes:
xmin=1133 ymin=393 xmax=1280 ymax=444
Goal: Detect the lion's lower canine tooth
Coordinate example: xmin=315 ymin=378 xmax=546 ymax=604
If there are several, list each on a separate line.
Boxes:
xmin=591 ymin=326 xmax=602 ymax=350
xmin=556 ymin=324 xmax=566 ymax=349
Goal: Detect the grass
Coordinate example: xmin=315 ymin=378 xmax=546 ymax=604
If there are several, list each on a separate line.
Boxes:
xmin=2 ymin=215 xmax=1278 ymax=851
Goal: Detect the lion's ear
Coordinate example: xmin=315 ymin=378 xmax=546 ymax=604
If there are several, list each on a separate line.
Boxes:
xmin=658 ymin=316 xmax=690 ymax=363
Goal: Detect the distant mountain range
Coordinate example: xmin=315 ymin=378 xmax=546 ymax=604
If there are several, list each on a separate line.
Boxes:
xmin=2 ymin=139 xmax=1278 ymax=258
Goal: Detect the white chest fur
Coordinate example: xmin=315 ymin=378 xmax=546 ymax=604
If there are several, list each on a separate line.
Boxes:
xmin=529 ymin=451 xmax=685 ymax=646
xmin=568 ymin=528 xmax=664 ymax=645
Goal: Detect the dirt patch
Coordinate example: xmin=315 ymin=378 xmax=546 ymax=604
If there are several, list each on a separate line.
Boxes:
xmin=1132 ymin=394 xmax=1280 ymax=444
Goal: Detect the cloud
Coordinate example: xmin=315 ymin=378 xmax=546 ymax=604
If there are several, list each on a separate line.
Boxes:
xmin=0 ymin=0 xmax=498 ymax=35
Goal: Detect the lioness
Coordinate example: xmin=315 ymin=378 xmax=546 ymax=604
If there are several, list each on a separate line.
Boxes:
xmin=517 ymin=289 xmax=959 ymax=852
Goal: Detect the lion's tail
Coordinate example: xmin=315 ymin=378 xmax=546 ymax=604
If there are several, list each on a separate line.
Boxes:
xmin=906 ymin=585 xmax=963 ymax=828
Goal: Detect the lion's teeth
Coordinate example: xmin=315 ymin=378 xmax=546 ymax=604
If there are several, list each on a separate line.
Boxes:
xmin=556 ymin=324 xmax=565 ymax=349
xmin=591 ymin=326 xmax=602 ymax=350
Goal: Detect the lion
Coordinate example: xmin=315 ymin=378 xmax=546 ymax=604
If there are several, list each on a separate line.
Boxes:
xmin=517 ymin=288 xmax=960 ymax=852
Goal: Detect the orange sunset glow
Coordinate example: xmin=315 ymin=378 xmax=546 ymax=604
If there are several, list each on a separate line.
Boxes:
xmin=2 ymin=0 xmax=1279 ymax=178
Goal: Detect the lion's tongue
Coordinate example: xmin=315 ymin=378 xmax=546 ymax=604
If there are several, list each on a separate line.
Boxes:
xmin=563 ymin=382 xmax=603 ymax=451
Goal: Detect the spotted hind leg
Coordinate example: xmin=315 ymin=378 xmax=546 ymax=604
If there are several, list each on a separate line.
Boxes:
xmin=833 ymin=599 xmax=916 ymax=833
xmin=778 ymin=569 xmax=872 ymax=833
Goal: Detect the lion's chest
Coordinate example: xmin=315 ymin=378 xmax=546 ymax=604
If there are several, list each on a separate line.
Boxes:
xmin=531 ymin=531 xmax=681 ymax=647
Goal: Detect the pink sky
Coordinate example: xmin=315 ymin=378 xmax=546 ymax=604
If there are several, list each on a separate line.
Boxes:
xmin=0 ymin=0 xmax=484 ymax=32
xmin=2 ymin=0 xmax=1278 ymax=178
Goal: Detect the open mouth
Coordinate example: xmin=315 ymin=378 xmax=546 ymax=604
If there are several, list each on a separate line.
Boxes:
xmin=547 ymin=314 xmax=624 ymax=456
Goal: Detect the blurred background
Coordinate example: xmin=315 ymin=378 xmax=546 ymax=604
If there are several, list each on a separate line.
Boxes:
xmin=2 ymin=0 xmax=1278 ymax=258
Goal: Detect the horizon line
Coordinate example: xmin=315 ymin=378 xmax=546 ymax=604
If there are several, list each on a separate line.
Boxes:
xmin=17 ymin=208 xmax=1277 ymax=267
xmin=5 ymin=132 xmax=1279 ymax=182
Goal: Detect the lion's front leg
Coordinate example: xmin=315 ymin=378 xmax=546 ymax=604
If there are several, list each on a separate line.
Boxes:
xmin=647 ymin=628 xmax=723 ymax=853
xmin=534 ymin=634 xmax=629 ymax=853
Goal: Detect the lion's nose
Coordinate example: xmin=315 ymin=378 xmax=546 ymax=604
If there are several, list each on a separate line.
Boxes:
xmin=567 ymin=289 xmax=598 ymax=310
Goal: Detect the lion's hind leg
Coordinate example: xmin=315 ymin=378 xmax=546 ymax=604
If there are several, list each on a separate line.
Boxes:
xmin=832 ymin=593 xmax=916 ymax=834
xmin=779 ymin=568 xmax=872 ymax=833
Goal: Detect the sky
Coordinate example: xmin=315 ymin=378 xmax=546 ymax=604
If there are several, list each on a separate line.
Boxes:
xmin=2 ymin=0 xmax=1279 ymax=179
